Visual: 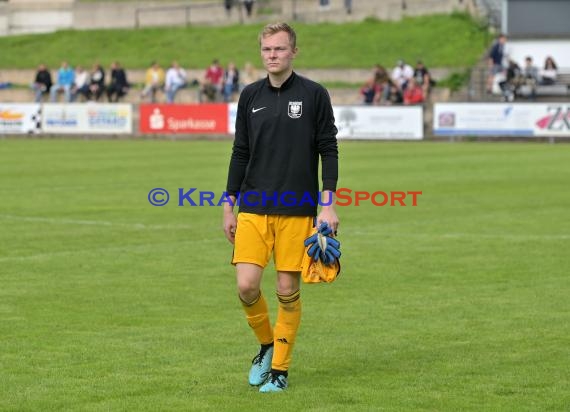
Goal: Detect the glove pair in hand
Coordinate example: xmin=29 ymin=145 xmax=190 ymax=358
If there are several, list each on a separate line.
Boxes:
xmin=303 ymin=222 xmax=341 ymax=266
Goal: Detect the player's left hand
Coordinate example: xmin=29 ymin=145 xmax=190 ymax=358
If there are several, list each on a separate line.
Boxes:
xmin=317 ymin=207 xmax=339 ymax=234
xmin=303 ymin=222 xmax=341 ymax=265
xmin=316 ymin=190 xmax=339 ymax=233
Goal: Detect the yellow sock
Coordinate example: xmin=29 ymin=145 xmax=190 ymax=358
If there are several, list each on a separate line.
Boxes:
xmin=272 ymin=290 xmax=301 ymax=371
xmin=240 ymin=292 xmax=273 ymax=345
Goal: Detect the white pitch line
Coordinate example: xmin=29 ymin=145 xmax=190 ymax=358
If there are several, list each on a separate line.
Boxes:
xmin=2 ymin=215 xmax=567 ymax=240
xmin=0 ymin=214 xmax=196 ymax=230
xmin=349 ymin=231 xmax=570 ymax=241
xmin=0 ymin=237 xmax=222 ymax=263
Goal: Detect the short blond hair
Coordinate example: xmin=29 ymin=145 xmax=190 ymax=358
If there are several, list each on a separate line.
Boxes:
xmin=258 ymin=22 xmax=297 ymax=49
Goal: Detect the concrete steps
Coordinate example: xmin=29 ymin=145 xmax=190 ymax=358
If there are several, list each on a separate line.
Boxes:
xmin=0 ymin=84 xmax=362 ymax=105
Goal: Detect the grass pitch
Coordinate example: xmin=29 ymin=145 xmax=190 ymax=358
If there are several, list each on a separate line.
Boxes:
xmin=1 ymin=139 xmax=569 ymax=411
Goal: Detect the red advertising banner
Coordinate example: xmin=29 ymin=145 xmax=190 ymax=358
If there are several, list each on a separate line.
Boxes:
xmin=139 ymin=104 xmax=228 ymax=134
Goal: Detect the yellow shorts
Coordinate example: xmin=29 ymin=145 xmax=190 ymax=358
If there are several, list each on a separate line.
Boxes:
xmin=232 ymin=212 xmax=314 ymax=272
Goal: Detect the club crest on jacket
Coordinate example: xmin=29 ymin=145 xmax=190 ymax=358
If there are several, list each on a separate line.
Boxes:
xmin=288 ymin=101 xmax=303 ymax=119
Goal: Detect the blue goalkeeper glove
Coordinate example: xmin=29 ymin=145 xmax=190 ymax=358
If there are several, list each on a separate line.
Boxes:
xmin=303 ymin=222 xmax=341 ymax=265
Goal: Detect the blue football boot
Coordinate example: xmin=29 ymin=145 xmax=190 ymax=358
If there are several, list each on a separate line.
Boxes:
xmin=259 ymin=371 xmax=288 ymax=393
xmin=248 ymin=344 xmax=273 ymax=386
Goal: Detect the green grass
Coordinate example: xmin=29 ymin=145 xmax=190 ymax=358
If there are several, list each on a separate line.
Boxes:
xmin=1 ymin=139 xmax=569 ymax=410
xmin=0 ymin=13 xmax=488 ymax=70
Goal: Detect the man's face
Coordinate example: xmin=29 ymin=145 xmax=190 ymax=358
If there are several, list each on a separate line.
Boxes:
xmin=260 ymin=31 xmax=297 ymax=76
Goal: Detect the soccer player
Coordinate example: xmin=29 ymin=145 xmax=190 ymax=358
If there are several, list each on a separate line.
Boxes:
xmin=223 ymin=22 xmax=339 ymax=393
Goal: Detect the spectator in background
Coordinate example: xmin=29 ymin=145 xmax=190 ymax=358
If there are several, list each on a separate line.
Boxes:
xmin=199 ymin=59 xmax=224 ymax=102
xmin=165 ymin=61 xmax=187 ymax=103
xmin=372 ymin=64 xmax=390 ymax=103
xmin=373 ymin=64 xmax=388 ymax=82
xmin=141 ymin=62 xmax=164 ymax=103
xmin=487 ymin=33 xmax=508 ymax=93
xmin=359 ymin=77 xmax=380 ymax=105
xmin=381 ymin=80 xmax=403 ymax=105
xmin=243 ymin=0 xmax=254 ymax=17
xmin=142 ymin=61 xmax=165 ymax=103
xmin=31 ymin=64 xmax=52 ymax=103
xmin=241 ymin=62 xmax=259 ymax=89
xmin=414 ymin=60 xmax=432 ymax=98
xmin=391 ymin=59 xmax=414 ymax=91
xmin=540 ymin=56 xmax=558 ymax=85
xmin=499 ymin=59 xmax=522 ymax=102
xmin=88 ymin=63 xmax=106 ymax=101
xmin=224 ymin=0 xmax=233 ymax=16
xmin=107 ymin=61 xmax=130 ymax=102
xmin=50 ymin=61 xmax=75 ymax=102
xmin=72 ymin=65 xmax=90 ymax=102
xmin=223 ymin=62 xmax=240 ymax=102
xmin=319 ymin=0 xmax=330 ymax=10
xmin=521 ymin=56 xmax=539 ymax=100
xmin=403 ymin=77 xmax=424 ymax=105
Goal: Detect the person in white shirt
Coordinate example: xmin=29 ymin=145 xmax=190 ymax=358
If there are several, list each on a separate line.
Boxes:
xmin=539 ymin=56 xmax=558 ymax=86
xmin=391 ymin=59 xmax=414 ymax=91
xmin=165 ymin=61 xmax=187 ymax=103
xmin=72 ymin=66 xmax=90 ymax=102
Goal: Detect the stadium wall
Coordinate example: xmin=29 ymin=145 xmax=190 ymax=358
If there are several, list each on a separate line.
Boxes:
xmin=505 ymin=0 xmax=570 ymax=37
xmin=508 ymin=40 xmax=570 ymax=68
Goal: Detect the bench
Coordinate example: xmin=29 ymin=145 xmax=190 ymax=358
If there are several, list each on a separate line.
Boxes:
xmin=535 ymin=71 xmax=570 ymax=97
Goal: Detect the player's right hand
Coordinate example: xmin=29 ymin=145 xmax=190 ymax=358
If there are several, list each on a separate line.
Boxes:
xmin=223 ymin=211 xmax=237 ymax=244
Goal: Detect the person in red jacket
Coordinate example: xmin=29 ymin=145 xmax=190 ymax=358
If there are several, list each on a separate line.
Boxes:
xmin=403 ymin=77 xmax=424 ymax=105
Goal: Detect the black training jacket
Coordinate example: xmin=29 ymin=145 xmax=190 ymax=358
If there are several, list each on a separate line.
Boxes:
xmin=226 ymin=71 xmax=338 ymax=216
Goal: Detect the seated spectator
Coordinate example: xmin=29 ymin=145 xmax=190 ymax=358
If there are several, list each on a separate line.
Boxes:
xmin=222 ymin=62 xmax=240 ymax=102
xmin=165 ymin=61 xmax=187 ymax=103
xmin=499 ymin=59 xmax=522 ymax=102
xmin=414 ymin=60 xmax=433 ymax=98
xmin=540 ymin=56 xmax=558 ymax=85
xmin=371 ymin=67 xmax=389 ymax=103
xmin=373 ymin=64 xmax=389 ymax=83
xmin=520 ymin=56 xmax=539 ymax=100
xmin=31 ymin=64 xmax=52 ymax=103
xmin=403 ymin=77 xmax=424 ymax=105
xmin=241 ymin=62 xmax=259 ymax=89
xmin=141 ymin=61 xmax=165 ymax=103
xmin=88 ymin=63 xmax=106 ymax=101
xmin=391 ymin=59 xmax=414 ymax=91
xmin=359 ymin=77 xmax=381 ymax=105
xmin=381 ymin=80 xmax=403 ymax=105
xmin=72 ymin=66 xmax=90 ymax=102
xmin=199 ymin=59 xmax=224 ymax=103
xmin=50 ymin=61 xmax=75 ymax=102
xmin=107 ymin=61 xmax=130 ymax=103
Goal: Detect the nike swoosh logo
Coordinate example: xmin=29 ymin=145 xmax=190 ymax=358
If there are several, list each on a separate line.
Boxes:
xmin=252 ymin=107 xmax=266 ymax=113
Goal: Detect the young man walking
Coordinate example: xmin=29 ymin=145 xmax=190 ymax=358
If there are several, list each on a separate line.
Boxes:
xmin=223 ymin=22 xmax=339 ymax=393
